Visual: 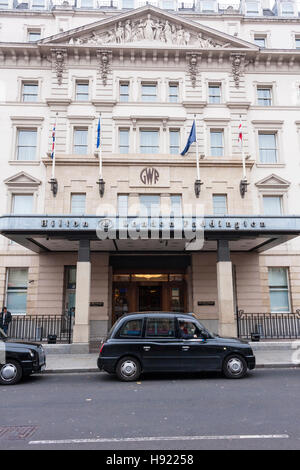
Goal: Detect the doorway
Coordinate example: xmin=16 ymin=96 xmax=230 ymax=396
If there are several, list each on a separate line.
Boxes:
xmin=112 ymin=272 xmax=187 ymax=323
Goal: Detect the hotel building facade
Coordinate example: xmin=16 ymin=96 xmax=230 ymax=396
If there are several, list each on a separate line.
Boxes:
xmin=1 ymin=0 xmax=300 ymax=347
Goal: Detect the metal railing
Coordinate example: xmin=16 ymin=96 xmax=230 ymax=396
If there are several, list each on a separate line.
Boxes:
xmin=7 ymin=315 xmax=73 ymax=343
xmin=237 ymin=310 xmax=300 ymax=340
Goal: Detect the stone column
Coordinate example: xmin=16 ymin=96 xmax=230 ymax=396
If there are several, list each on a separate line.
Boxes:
xmin=216 ymin=240 xmax=237 ymax=337
xmin=73 ymin=240 xmax=91 ymax=344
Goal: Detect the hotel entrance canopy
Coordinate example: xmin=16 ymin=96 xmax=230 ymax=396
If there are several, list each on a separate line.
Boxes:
xmin=1 ymin=215 xmax=300 ymax=253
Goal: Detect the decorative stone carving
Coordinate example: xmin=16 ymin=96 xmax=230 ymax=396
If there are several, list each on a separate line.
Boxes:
xmin=188 ymin=53 xmax=200 ymax=88
xmin=231 ymin=53 xmax=245 ymax=88
xmin=69 ymin=15 xmax=225 ymax=48
xmin=97 ymin=50 xmax=110 ymax=86
xmin=51 ymin=48 xmax=66 ymax=85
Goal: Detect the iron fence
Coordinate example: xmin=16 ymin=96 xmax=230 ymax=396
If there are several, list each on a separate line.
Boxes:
xmin=7 ymin=315 xmax=73 ymax=343
xmin=237 ymin=310 xmax=300 ymax=340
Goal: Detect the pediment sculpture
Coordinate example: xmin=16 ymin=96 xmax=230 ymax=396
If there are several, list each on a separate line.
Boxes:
xmin=68 ymin=14 xmax=226 ymax=48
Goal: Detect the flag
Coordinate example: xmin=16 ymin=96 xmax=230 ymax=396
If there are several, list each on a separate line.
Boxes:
xmin=51 ymin=119 xmax=56 ymax=159
xmin=181 ymin=120 xmax=196 ymax=156
xmin=238 ymin=118 xmax=243 ymax=148
xmin=96 ymin=117 xmax=101 ymax=149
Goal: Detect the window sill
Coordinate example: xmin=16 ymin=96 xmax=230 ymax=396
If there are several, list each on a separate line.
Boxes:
xmin=256 ymin=163 xmax=285 ymax=168
xmin=9 ymin=160 xmax=41 ymax=166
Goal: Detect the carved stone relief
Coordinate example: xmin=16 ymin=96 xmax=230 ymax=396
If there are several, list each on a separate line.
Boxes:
xmin=68 ymin=14 xmax=226 ymax=49
xmin=51 ymin=48 xmax=67 ymax=85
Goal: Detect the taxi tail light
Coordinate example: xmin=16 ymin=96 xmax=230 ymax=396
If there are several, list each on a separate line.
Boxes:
xmin=99 ymin=343 xmax=104 ymax=355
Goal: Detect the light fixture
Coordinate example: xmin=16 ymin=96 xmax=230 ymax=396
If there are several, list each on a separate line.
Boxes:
xmin=49 ymin=178 xmax=58 ymax=196
xmin=97 ymin=178 xmax=105 ymax=197
xmin=194 ymin=179 xmax=203 ymax=198
xmin=240 ymin=178 xmax=249 ymax=198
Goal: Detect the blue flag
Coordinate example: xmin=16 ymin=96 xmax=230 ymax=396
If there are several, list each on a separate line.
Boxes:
xmin=181 ymin=120 xmax=196 ymax=156
xmin=96 ymin=117 xmax=101 ymax=149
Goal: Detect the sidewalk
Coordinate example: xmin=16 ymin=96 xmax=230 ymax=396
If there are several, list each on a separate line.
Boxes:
xmin=43 ymin=340 xmax=300 ymax=373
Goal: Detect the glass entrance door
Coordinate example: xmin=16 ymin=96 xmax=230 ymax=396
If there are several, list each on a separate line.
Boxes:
xmin=138 ymin=286 xmax=162 ymax=311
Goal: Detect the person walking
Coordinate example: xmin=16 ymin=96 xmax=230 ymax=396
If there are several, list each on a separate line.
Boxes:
xmin=0 ymin=307 xmax=12 ymax=335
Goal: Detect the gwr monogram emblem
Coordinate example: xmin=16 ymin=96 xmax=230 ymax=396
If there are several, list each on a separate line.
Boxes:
xmin=140 ymin=167 xmax=159 ymax=185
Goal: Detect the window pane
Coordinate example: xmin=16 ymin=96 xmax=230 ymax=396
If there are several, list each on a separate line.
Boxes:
xmin=7 ymin=268 xmax=28 ymax=315
xmin=169 ymin=84 xmax=178 ymax=103
xmin=270 ymin=290 xmax=290 ymax=313
xmin=213 ymin=195 xmax=227 ymax=216
xmin=76 ymin=83 xmax=89 ymax=101
xmin=263 ymin=196 xmax=282 ymax=215
xmin=169 ymin=130 xmax=179 ymax=154
xmin=22 ymin=84 xmax=38 ymax=102
xmin=170 ymin=195 xmax=182 ymax=216
xmin=254 ymin=38 xmax=265 ymax=47
xmin=8 ymin=268 xmax=28 ymax=288
xmin=6 ymin=292 xmax=27 ymax=315
xmin=71 ymin=194 xmax=86 ymax=215
xmin=145 ymin=318 xmax=175 ymax=337
xmin=141 ymin=84 xmax=157 ymax=102
xmin=74 ymin=129 xmax=88 ymax=154
xmin=119 ymin=129 xmax=129 ymax=154
xmin=119 ymin=319 xmax=143 ymax=337
xmin=12 ymin=195 xmax=33 ymax=214
xmin=268 ymin=268 xmax=288 ymax=287
xmin=209 ymin=85 xmax=221 ymax=104
xmin=257 ymin=88 xmax=271 ymax=106
xmin=259 ymin=133 xmax=277 ymax=163
xmin=140 ymin=195 xmax=160 ymax=216
xmin=210 ymin=131 xmax=223 ymax=156
xmin=17 ymin=130 xmax=37 ymax=160
xmin=120 ymin=83 xmax=129 ymax=102
xmin=118 ymin=195 xmax=128 ymax=216
xmin=140 ymin=130 xmax=159 ymax=154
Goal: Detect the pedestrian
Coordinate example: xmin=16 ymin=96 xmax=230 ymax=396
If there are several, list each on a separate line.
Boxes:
xmin=0 ymin=307 xmax=12 ymax=335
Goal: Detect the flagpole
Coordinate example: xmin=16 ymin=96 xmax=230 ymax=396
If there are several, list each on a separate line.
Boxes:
xmin=49 ymin=112 xmax=58 ymax=196
xmin=239 ymin=115 xmax=249 ymax=198
xmin=194 ymin=114 xmax=200 ymax=181
xmin=96 ymin=113 xmax=105 ymax=197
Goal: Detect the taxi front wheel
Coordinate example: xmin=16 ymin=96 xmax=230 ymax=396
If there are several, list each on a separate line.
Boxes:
xmin=116 ymin=356 xmax=141 ymax=382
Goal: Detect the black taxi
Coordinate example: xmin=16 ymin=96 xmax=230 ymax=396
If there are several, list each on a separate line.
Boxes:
xmin=97 ymin=312 xmax=255 ymax=381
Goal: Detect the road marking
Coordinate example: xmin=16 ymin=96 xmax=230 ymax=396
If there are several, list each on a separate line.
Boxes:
xmin=29 ymin=434 xmax=289 ymax=445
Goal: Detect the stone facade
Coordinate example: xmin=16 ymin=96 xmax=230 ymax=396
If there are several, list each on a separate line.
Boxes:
xmin=1 ymin=1 xmax=300 ymax=341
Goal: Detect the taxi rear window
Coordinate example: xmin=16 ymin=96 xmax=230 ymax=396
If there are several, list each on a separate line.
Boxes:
xmin=118 ymin=319 xmax=143 ymax=338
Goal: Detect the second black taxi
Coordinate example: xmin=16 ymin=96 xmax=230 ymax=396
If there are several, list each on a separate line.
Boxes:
xmin=98 ymin=312 xmax=255 ymax=381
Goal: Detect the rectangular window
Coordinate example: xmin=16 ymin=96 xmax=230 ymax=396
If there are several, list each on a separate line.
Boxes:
xmin=257 ymin=87 xmax=272 ymax=106
xmin=140 ymin=130 xmax=159 ymax=154
xmin=281 ymin=2 xmax=294 ymax=15
xmin=268 ymin=267 xmax=290 ymax=313
xmin=120 ymin=82 xmax=129 ymax=102
xmin=31 ymin=0 xmax=45 ymax=8
xmin=169 ymin=130 xmax=180 ymax=155
xmin=73 ymin=128 xmax=88 ymax=155
xmin=22 ymin=82 xmax=38 ymax=102
xmin=208 ymin=84 xmax=221 ymax=104
xmin=246 ymin=2 xmax=259 ymax=14
xmin=145 ymin=317 xmax=175 ymax=338
xmin=80 ymin=0 xmax=94 ymax=7
xmin=119 ymin=319 xmax=143 ymax=337
xmin=139 ymin=195 xmax=160 ymax=217
xmin=170 ymin=195 xmax=182 ymax=216
xmin=119 ymin=129 xmax=129 ymax=154
xmin=263 ymin=196 xmax=282 ymax=215
xmin=118 ymin=195 xmax=128 ymax=217
xmin=169 ymin=83 xmax=178 ymax=103
xmin=6 ymin=268 xmax=28 ymax=315
xmin=0 ymin=1 xmax=9 ymax=8
xmin=202 ymin=1 xmax=215 ymax=12
xmin=71 ymin=194 xmax=86 ymax=215
xmin=12 ymin=194 xmax=33 ymax=214
xmin=295 ymin=38 xmax=300 ymax=49
xmin=162 ymin=0 xmax=175 ymax=9
xmin=28 ymin=30 xmax=41 ymax=42
xmin=141 ymin=84 xmax=157 ymax=102
xmin=213 ymin=194 xmax=227 ymax=216
xmin=254 ymin=37 xmax=266 ymax=48
xmin=17 ymin=129 xmax=37 ymax=160
xmin=259 ymin=132 xmax=277 ymax=163
xmin=75 ymin=81 xmax=89 ymax=101
xmin=122 ymin=0 xmax=134 ymax=8
xmin=210 ymin=130 xmax=224 ymax=156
